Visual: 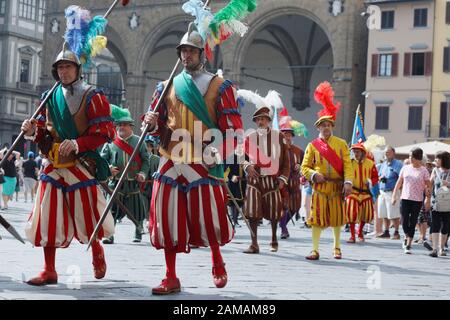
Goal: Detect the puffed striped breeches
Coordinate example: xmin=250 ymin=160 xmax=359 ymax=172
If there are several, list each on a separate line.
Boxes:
xmin=149 ymin=157 xmax=233 ymax=253
xmin=244 ymin=176 xmax=283 ymax=221
xmin=25 ymin=162 xmax=115 ymax=247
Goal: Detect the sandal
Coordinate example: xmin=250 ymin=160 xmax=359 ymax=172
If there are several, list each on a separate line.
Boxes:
xmin=333 ymin=248 xmax=342 ymax=259
xmin=269 ymin=242 xmax=278 ymax=252
xmin=212 ymin=262 xmax=227 ymax=288
xmin=305 ymin=250 xmax=320 ymax=260
xmin=243 ymin=244 xmax=259 ymax=254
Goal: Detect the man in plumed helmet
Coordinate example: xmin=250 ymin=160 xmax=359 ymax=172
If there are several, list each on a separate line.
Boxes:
xmin=21 ymin=43 xmax=116 ymax=285
xmin=143 ymin=28 xmax=243 ymax=294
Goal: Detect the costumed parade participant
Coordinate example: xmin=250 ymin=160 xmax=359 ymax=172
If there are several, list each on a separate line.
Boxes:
xmin=301 ymin=81 xmax=353 ymax=260
xmin=142 ymin=0 xmax=257 ymax=295
xmin=345 ymin=142 xmax=379 ymax=243
xmin=143 ymin=32 xmax=244 ymax=294
xmin=20 ymin=6 xmax=116 ymax=285
xmin=143 ymin=134 xmax=161 ymax=222
xmin=225 ymin=155 xmax=246 ymax=228
xmin=237 ymin=89 xmax=290 ymax=253
xmin=277 ymin=107 xmax=307 ymax=239
xmin=101 ymin=106 xmax=150 ymax=244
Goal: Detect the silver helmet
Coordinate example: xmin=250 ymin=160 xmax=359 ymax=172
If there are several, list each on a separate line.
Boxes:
xmin=51 ymin=43 xmax=82 ymax=81
xmin=176 ymin=30 xmax=205 ymax=58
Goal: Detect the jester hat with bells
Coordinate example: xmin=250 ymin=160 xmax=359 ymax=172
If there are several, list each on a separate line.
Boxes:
xmin=314 ymin=81 xmax=341 ymax=127
xmin=236 ymin=89 xmax=284 ymax=123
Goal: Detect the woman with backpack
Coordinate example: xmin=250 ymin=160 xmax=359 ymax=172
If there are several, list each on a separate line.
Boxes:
xmin=392 ymin=148 xmax=431 ymax=254
xmin=428 ymin=151 xmax=450 ymax=257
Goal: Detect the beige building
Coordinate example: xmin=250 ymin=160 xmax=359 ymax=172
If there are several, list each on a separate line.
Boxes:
xmin=428 ymin=0 xmax=450 ymax=141
xmin=364 ymin=0 xmax=434 ymax=148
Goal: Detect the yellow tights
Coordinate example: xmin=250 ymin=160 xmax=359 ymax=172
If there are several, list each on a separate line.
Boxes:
xmin=312 ymin=226 xmax=342 ymax=252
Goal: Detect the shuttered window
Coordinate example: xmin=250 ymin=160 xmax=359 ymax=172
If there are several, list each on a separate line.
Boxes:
xmin=444 ymin=47 xmax=450 ymax=73
xmin=381 ymin=11 xmax=395 ymax=29
xmin=413 ymin=8 xmax=427 ymax=27
xmin=408 ymin=106 xmax=423 ymax=130
xmin=446 ymin=2 xmax=450 ymax=24
xmin=375 ymin=106 xmax=389 ymax=130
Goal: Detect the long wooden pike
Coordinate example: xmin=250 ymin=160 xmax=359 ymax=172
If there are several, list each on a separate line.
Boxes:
xmin=0 ymin=0 xmax=131 ymax=169
xmin=0 ymin=214 xmax=25 ymax=244
xmin=87 ymin=0 xmax=213 ymax=250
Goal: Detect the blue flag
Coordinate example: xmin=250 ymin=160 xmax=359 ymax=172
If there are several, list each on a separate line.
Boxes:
xmin=351 ymin=105 xmax=366 ymax=144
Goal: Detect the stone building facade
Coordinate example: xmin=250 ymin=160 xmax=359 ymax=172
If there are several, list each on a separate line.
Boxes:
xmin=41 ymin=0 xmax=368 ymax=147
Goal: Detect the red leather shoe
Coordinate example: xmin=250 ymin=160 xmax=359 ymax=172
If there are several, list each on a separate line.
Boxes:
xmin=305 ymin=250 xmax=320 ymax=260
xmin=347 ymin=237 xmax=356 ymax=243
xmin=212 ymin=262 xmax=227 ymax=288
xmin=92 ymin=246 xmax=107 ymax=279
xmin=26 ymin=270 xmax=58 ymax=286
xmin=152 ymin=277 xmax=181 ymax=295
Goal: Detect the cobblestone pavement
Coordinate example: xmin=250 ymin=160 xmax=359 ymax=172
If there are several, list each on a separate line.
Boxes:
xmin=0 ymin=197 xmax=449 ymax=300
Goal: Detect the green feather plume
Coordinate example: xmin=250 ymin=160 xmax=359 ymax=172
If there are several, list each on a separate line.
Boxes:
xmin=209 ymin=0 xmax=257 ymax=38
xmin=110 ymin=104 xmax=131 ymax=122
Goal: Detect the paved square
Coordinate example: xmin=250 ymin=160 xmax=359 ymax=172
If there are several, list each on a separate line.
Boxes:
xmin=0 ymin=198 xmax=449 ymax=300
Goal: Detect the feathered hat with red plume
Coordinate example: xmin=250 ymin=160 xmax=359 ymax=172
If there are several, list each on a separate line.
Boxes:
xmin=314 ymin=81 xmax=341 ymax=127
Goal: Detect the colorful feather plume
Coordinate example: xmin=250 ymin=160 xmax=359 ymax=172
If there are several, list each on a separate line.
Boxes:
xmin=209 ymin=0 xmax=256 ymax=37
xmin=314 ymin=81 xmax=341 ymax=120
xmin=290 ymin=120 xmax=309 ymax=138
xmin=182 ymin=0 xmax=257 ymax=61
xmin=278 ymin=106 xmax=308 ymax=137
xmin=182 ymin=0 xmax=214 ymax=41
xmin=64 ymin=5 xmax=108 ymax=69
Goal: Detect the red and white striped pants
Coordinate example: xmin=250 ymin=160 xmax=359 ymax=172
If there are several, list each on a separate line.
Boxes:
xmin=149 ymin=157 xmax=234 ymax=253
xmin=25 ymin=163 xmax=114 ymax=247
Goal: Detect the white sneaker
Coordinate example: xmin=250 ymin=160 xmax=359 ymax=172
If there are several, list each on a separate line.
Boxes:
xmin=402 ymin=239 xmax=407 ymax=249
xmin=404 ymin=245 xmax=412 ymax=254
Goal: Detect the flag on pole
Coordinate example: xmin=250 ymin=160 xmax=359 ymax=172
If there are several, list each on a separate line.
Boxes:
xmin=351 ymin=105 xmax=366 ymax=144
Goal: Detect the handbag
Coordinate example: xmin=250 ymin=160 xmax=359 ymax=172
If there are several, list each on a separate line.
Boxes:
xmin=434 ymin=170 xmax=450 ymax=212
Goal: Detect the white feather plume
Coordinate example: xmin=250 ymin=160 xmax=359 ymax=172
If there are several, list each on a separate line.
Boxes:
xmin=237 ymin=89 xmax=266 ymax=109
xmin=226 ymin=20 xmax=249 ymax=37
xmin=264 ymin=90 xmax=283 ymax=110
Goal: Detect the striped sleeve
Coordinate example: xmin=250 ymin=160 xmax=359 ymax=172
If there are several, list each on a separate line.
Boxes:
xmin=76 ymin=93 xmax=116 ymax=153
